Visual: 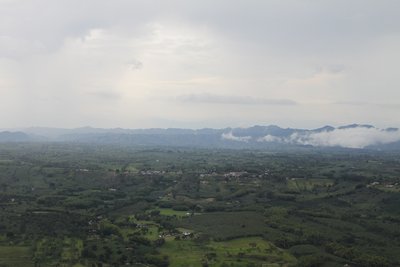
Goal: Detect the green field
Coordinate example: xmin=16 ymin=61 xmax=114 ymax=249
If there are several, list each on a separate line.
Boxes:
xmin=0 ymin=143 xmax=399 ymax=266
xmin=156 ymin=208 xmax=192 ymax=217
xmin=160 ymin=237 xmax=297 ymax=267
xmin=287 ymin=178 xmax=334 ymax=192
xmin=0 ymin=246 xmax=33 ymax=267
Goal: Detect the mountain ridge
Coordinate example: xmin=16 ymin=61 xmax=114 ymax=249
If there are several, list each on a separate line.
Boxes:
xmin=1 ymin=124 xmax=399 ymax=150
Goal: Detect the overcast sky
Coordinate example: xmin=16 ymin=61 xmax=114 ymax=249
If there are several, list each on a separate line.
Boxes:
xmin=1 ymin=0 xmax=400 ymax=129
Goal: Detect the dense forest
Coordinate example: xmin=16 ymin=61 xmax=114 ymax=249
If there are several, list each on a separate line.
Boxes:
xmin=0 ymin=143 xmax=399 ymax=266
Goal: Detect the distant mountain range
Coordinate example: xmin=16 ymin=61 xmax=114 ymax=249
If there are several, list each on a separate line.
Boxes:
xmin=1 ymin=124 xmax=399 ymax=150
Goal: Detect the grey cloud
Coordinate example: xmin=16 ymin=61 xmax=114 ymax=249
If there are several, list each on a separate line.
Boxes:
xmin=0 ymin=35 xmax=45 ymax=59
xmin=380 ymin=104 xmax=400 ymax=109
xmin=1 ymin=0 xmax=400 ymax=128
xmin=0 ymin=1 xmax=158 ymax=57
xmin=318 ymin=65 xmax=346 ymax=74
xmin=87 ymin=91 xmax=121 ymax=100
xmin=327 ymin=65 xmax=345 ymax=74
xmin=173 ymin=1 xmax=400 ymax=57
xmin=177 ymin=94 xmax=297 ymax=106
xmin=3 ymin=1 xmax=399 ymax=58
xmin=333 ymin=101 xmax=370 ymax=106
xmin=333 ymin=101 xmax=400 ymax=108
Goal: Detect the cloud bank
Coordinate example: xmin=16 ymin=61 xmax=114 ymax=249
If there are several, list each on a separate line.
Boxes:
xmin=293 ymin=127 xmax=400 ymax=148
xmin=225 ymin=126 xmax=400 ymax=148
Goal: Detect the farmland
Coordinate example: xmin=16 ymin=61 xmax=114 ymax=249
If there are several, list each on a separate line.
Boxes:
xmin=0 ymin=143 xmax=399 ymax=266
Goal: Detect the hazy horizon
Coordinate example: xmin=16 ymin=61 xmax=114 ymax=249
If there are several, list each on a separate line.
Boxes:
xmin=1 ymin=1 xmax=400 ymax=129
xmin=1 ymin=123 xmax=398 ymax=131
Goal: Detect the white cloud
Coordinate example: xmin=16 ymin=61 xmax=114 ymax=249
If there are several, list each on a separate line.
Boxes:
xmin=221 ymin=132 xmax=252 ymax=142
xmin=294 ymin=127 xmax=400 ymax=148
xmin=257 ymin=135 xmax=283 ymax=143
xmin=257 ymin=127 xmax=400 ymax=148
